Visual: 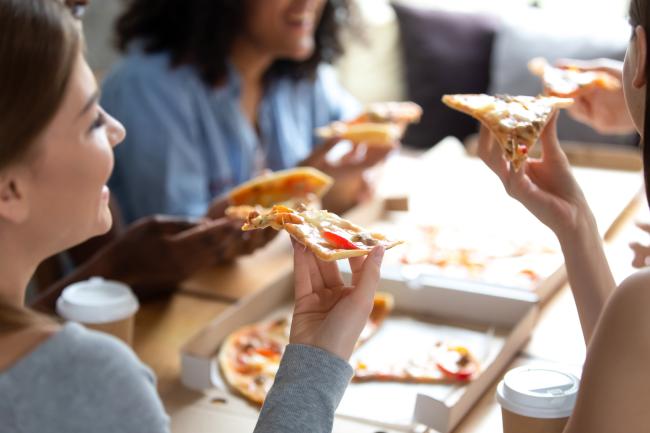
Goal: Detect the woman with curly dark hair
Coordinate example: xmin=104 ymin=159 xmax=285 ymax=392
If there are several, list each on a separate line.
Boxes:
xmin=102 ymin=0 xmax=388 ymax=224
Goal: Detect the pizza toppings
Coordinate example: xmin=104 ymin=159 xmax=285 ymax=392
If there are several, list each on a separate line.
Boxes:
xmin=219 ymin=292 xmax=395 ymax=405
xmin=241 ymin=205 xmax=403 ymax=261
xmin=528 ymin=57 xmax=621 ymax=98
xmin=434 ymin=344 xmax=477 ymax=382
xmin=323 ymin=230 xmax=360 ymax=250
xmin=316 ymin=101 xmax=422 ymax=146
xmin=353 ymin=341 xmax=480 ymax=384
xmin=442 ymin=93 xmax=573 ymax=170
xmin=227 ymin=167 xmax=333 ymax=208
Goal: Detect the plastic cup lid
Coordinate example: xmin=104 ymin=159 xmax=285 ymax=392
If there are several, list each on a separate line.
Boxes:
xmin=56 ymin=277 xmax=139 ymax=324
xmin=496 ymin=366 xmax=580 ymax=419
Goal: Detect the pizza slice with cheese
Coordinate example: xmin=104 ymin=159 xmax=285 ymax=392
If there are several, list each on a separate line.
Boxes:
xmin=242 ymin=205 xmax=403 ymax=261
xmin=353 ymin=341 xmax=480 ymax=384
xmin=219 ymin=292 xmax=395 ymax=405
xmin=228 ymin=167 xmax=333 ymax=209
xmin=316 ymin=101 xmax=422 ymax=147
xmin=528 ymin=57 xmax=621 ymax=98
xmin=442 ymin=94 xmax=573 ymax=170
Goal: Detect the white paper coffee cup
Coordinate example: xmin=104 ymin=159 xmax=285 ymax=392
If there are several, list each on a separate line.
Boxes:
xmin=56 ymin=277 xmax=139 ymax=346
xmin=496 ymin=366 xmax=579 ymax=433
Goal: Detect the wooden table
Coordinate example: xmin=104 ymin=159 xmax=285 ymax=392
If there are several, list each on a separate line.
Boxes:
xmin=132 ymin=149 xmax=645 ymax=432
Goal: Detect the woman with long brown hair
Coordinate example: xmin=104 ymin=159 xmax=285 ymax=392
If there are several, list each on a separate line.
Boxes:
xmin=478 ymin=0 xmax=650 ymax=430
xmin=0 ymin=1 xmax=384 ymax=432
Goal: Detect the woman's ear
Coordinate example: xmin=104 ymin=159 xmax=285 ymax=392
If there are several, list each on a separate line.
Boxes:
xmin=0 ymin=169 xmax=30 ymax=223
xmin=633 ymin=25 xmax=648 ymax=89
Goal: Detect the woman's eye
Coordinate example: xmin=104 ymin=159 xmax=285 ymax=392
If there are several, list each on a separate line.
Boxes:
xmin=90 ymin=112 xmax=106 ymax=132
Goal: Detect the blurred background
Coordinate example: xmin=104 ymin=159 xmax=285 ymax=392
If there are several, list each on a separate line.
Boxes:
xmin=82 ymin=0 xmax=635 ymax=149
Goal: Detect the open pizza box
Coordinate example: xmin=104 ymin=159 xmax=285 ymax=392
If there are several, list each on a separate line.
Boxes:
xmin=341 ymin=137 xmax=643 ymax=303
xmin=181 ymin=263 xmax=539 ymax=433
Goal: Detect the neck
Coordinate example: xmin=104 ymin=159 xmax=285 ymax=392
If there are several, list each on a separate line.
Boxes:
xmin=230 ymin=37 xmax=274 ymax=87
xmin=0 ymin=226 xmax=43 ymax=307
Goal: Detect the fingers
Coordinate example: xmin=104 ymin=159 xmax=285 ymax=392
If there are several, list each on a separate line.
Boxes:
xmin=635 ymin=221 xmax=650 ymax=233
xmin=205 ymin=194 xmax=231 ymax=219
xmin=477 ymin=124 xmax=508 ymax=181
xmin=539 ymin=112 xmax=567 ymax=163
xmin=315 ymin=256 xmax=344 ymax=289
xmin=302 ymin=137 xmax=343 ymax=168
xmin=136 ymin=214 xmax=204 ymax=235
xmin=348 ymin=255 xmax=365 ymax=287
xmin=292 ymin=238 xmax=313 ymax=299
xmin=349 ymin=246 xmax=384 ymax=303
xmin=629 ymin=242 xmax=650 ymax=268
xmin=290 ymin=237 xmax=326 ymax=292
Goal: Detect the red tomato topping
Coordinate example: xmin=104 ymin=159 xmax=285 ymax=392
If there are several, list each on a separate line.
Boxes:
xmin=322 ymin=231 xmax=360 ymax=250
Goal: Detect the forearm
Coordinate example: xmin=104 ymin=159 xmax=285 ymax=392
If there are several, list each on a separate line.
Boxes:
xmin=558 ymin=208 xmax=616 ymax=345
xmin=253 ymin=344 xmax=353 ymax=433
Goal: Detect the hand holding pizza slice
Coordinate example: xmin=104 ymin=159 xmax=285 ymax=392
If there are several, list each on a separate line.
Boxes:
xmin=316 ymin=101 xmax=423 ymax=147
xmin=242 ymin=204 xmax=403 ymax=261
xmin=442 ymin=94 xmax=573 ymax=171
xmin=528 ymin=57 xmax=621 ymax=98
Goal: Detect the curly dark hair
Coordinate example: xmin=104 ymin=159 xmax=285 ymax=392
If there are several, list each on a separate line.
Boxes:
xmin=115 ymin=0 xmax=354 ymax=86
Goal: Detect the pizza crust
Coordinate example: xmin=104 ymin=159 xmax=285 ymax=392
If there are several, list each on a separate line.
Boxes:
xmin=528 ymin=57 xmax=621 ymax=98
xmin=315 ymin=101 xmax=422 ymax=146
xmin=442 ymin=94 xmax=573 ymax=170
xmin=242 ymin=205 xmax=403 ymax=261
xmin=228 ymin=167 xmax=333 ymax=208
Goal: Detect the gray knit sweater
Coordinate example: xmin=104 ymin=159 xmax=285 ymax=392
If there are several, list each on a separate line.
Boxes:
xmin=0 ymin=323 xmax=353 ymax=433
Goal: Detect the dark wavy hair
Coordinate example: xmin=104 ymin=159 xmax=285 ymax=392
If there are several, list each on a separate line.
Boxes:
xmin=629 ymin=0 xmax=650 ymax=205
xmin=115 ymin=0 xmax=354 ymax=86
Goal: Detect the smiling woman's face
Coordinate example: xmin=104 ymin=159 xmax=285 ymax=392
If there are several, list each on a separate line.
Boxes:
xmin=16 ymin=53 xmax=125 ymax=253
xmin=242 ymin=0 xmax=328 ymax=61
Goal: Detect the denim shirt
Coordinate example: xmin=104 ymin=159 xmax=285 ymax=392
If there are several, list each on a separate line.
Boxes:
xmin=101 ymin=48 xmax=360 ymax=223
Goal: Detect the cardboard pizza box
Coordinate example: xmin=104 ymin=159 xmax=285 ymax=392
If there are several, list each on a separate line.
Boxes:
xmin=344 ymin=137 xmax=642 ymax=303
xmin=180 ymin=267 xmax=539 ymax=433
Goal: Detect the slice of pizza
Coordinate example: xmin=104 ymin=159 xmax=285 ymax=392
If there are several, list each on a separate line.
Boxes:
xmin=316 ymin=101 xmax=422 ymax=147
xmin=219 ymin=293 xmax=394 ymax=405
xmin=218 ymin=317 xmax=289 ymax=405
xmin=353 ymin=341 xmax=481 ymax=384
xmin=242 ymin=205 xmax=403 ymax=261
xmin=442 ymin=94 xmax=573 ymax=170
xmin=528 ymin=57 xmax=621 ymax=98
xmin=228 ymin=167 xmax=333 ymax=208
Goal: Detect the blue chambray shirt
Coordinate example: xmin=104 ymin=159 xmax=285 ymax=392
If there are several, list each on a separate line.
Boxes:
xmin=101 ymin=48 xmax=360 ymax=223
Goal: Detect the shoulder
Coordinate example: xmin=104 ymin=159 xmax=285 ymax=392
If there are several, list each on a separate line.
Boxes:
xmin=598 ymin=269 xmax=650 ymax=344
xmin=9 ymin=323 xmax=169 ymax=432
xmin=102 ymin=48 xmax=199 ymax=106
xmin=611 ymin=269 xmax=650 ymax=311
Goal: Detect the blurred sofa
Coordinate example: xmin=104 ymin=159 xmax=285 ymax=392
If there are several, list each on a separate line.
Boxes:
xmin=82 ymin=0 xmax=635 ymax=150
xmin=336 ymin=0 xmax=635 ymax=149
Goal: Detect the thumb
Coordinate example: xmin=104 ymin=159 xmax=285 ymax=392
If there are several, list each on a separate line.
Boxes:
xmin=350 ymin=246 xmax=384 ymax=303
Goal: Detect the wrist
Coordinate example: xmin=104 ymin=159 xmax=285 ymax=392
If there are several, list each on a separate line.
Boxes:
xmin=556 ymin=204 xmax=600 ymax=249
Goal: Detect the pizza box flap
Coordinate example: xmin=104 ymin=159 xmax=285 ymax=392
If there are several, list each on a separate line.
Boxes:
xmin=180 ymin=267 xmax=539 ymax=433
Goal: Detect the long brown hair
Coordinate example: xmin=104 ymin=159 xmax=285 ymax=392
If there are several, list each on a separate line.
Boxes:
xmin=630 ymin=0 xmax=650 ymax=204
xmin=0 ymin=0 xmax=81 ymax=330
